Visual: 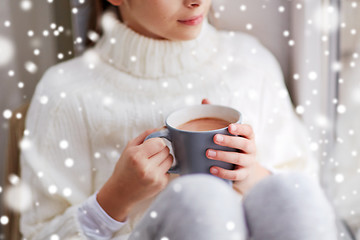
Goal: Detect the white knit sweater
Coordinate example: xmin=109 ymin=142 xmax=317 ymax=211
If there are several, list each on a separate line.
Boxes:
xmin=20 ymin=14 xmax=318 ymax=239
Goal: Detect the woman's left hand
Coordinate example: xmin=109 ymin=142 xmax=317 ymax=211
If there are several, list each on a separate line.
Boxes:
xmin=206 ymin=123 xmax=271 ymax=195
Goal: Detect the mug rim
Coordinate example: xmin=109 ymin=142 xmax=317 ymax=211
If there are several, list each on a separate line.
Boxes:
xmin=165 ymin=105 xmax=242 ymax=133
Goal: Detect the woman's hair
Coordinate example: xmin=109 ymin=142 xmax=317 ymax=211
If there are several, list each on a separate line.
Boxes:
xmin=86 ymin=0 xmax=121 ymax=47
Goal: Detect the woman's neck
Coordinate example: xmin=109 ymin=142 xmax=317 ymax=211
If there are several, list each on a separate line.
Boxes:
xmin=94 ymin=13 xmax=219 ymax=79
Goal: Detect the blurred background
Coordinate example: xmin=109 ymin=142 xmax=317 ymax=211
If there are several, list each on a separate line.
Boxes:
xmin=0 ymin=0 xmax=359 ymax=239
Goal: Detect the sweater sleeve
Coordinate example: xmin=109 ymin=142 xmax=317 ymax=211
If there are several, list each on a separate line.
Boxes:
xmin=78 ymin=193 xmax=127 ymax=239
xmin=19 ymin=67 xmax=97 ymax=239
xmin=255 ymin=51 xmax=319 ymax=178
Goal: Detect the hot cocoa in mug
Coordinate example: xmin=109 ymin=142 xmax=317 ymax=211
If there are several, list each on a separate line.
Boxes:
xmin=177 ymin=117 xmax=231 ymax=132
xmin=145 ymin=104 xmax=242 ymax=182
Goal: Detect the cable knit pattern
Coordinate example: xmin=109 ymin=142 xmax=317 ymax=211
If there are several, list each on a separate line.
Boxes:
xmin=20 ymin=14 xmax=318 ymax=239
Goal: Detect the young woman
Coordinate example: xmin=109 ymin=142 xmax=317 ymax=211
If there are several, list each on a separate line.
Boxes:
xmin=20 ymin=0 xmax=336 ymax=239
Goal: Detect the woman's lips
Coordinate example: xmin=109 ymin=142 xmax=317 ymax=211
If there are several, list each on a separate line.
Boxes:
xmin=178 ymin=15 xmax=203 ymax=26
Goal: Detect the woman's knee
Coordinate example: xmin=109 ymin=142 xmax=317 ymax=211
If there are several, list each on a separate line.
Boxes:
xmin=166 ymin=174 xmax=235 ymax=201
xmin=156 ymin=174 xmax=241 ymax=215
xmin=135 ymin=174 xmax=247 ymax=240
xmin=243 ymin=173 xmax=337 ymax=239
xmin=169 ymin=174 xmax=231 ymax=191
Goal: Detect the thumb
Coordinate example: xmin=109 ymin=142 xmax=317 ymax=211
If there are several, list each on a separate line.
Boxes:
xmin=129 ymin=129 xmax=159 ymax=146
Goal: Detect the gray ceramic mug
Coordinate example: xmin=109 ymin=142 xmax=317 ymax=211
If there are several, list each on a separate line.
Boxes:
xmin=145 ymin=105 xmax=242 ymax=177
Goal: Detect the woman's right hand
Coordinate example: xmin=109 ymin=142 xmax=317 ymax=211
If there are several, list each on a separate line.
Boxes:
xmin=97 ymin=129 xmax=173 ymax=221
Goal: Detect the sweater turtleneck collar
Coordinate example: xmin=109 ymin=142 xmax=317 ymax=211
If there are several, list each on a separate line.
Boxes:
xmin=95 ymin=13 xmax=219 ymax=79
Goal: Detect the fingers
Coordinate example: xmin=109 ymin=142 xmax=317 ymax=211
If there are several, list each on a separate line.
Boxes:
xmin=148 ymin=146 xmax=171 ymax=166
xmin=158 ymin=154 xmax=174 ymax=173
xmin=201 ymin=98 xmax=211 ymax=104
xmin=206 ymin=149 xmax=252 ymax=167
xmin=213 ymin=134 xmax=256 ymax=153
xmin=228 ymin=123 xmax=254 ymax=139
xmin=210 ymin=166 xmax=248 ymax=181
xmin=141 ymin=138 xmax=167 ymax=158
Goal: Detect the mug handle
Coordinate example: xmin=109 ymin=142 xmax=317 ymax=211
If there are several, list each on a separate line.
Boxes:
xmin=145 ymin=128 xmax=180 ymax=174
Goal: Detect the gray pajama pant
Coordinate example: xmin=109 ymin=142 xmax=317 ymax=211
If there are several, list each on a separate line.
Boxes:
xmin=129 ymin=173 xmax=337 ymax=240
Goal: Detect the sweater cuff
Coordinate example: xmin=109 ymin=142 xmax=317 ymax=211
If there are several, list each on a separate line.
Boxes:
xmin=77 ymin=193 xmax=127 ymax=239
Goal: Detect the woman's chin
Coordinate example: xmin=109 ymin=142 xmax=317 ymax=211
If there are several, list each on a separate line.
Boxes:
xmin=168 ymin=28 xmax=202 ymax=41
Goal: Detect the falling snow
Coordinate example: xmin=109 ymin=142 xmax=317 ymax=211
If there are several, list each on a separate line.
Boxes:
xmin=64 ymin=158 xmax=74 ymax=168
xmin=5 ymin=182 xmax=33 ymax=212
xmin=296 ymin=105 xmax=305 ymax=115
xmin=335 ymin=174 xmax=345 ymax=183
xmin=3 ymin=109 xmax=12 ymax=119
xmin=162 ymin=81 xmax=169 ymax=88
xmin=60 ymin=92 xmax=67 ymax=98
xmin=39 ymin=95 xmax=49 ymax=104
xmin=25 ymin=61 xmax=38 ymax=74
xmin=308 ymin=71 xmax=318 ymax=80
xmin=9 ymin=174 xmax=20 ymax=185
xmin=8 ymin=70 xmax=15 ymax=77
xmin=88 ymin=31 xmax=100 ymax=42
xmin=226 ymin=221 xmax=235 ymax=231
xmin=0 ymin=216 xmax=9 ymax=225
xmin=19 ymin=138 xmax=31 ymax=151
xmin=59 ymin=140 xmax=69 ymax=149
xmin=62 ymin=188 xmax=72 ymax=197
xmin=246 ymin=24 xmax=253 ymax=30
xmin=0 ymin=1 xmax=359 ymax=236
xmin=20 ymin=0 xmax=33 ymax=11
xmin=130 ymin=55 xmax=136 ymax=62
xmin=94 ymin=152 xmax=101 ymax=158
xmin=103 ymin=96 xmax=113 ymax=106
xmin=43 ymin=30 xmax=49 ymax=37
xmin=50 ymin=234 xmax=60 ymax=240
xmin=310 ymin=142 xmax=319 ymax=151
xmin=337 ymin=104 xmax=347 ymax=114
xmin=4 ymin=20 xmax=11 ymax=27
xmin=150 ymin=211 xmax=158 ymax=219
xmin=48 ymin=185 xmax=58 ymax=194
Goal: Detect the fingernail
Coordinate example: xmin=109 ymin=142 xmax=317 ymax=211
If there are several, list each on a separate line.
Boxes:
xmin=210 ymin=168 xmax=218 ymax=175
xmin=230 ymin=124 xmax=237 ymax=131
xmin=207 ymin=150 xmax=216 ymax=158
xmin=215 ymin=135 xmax=224 ymax=142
